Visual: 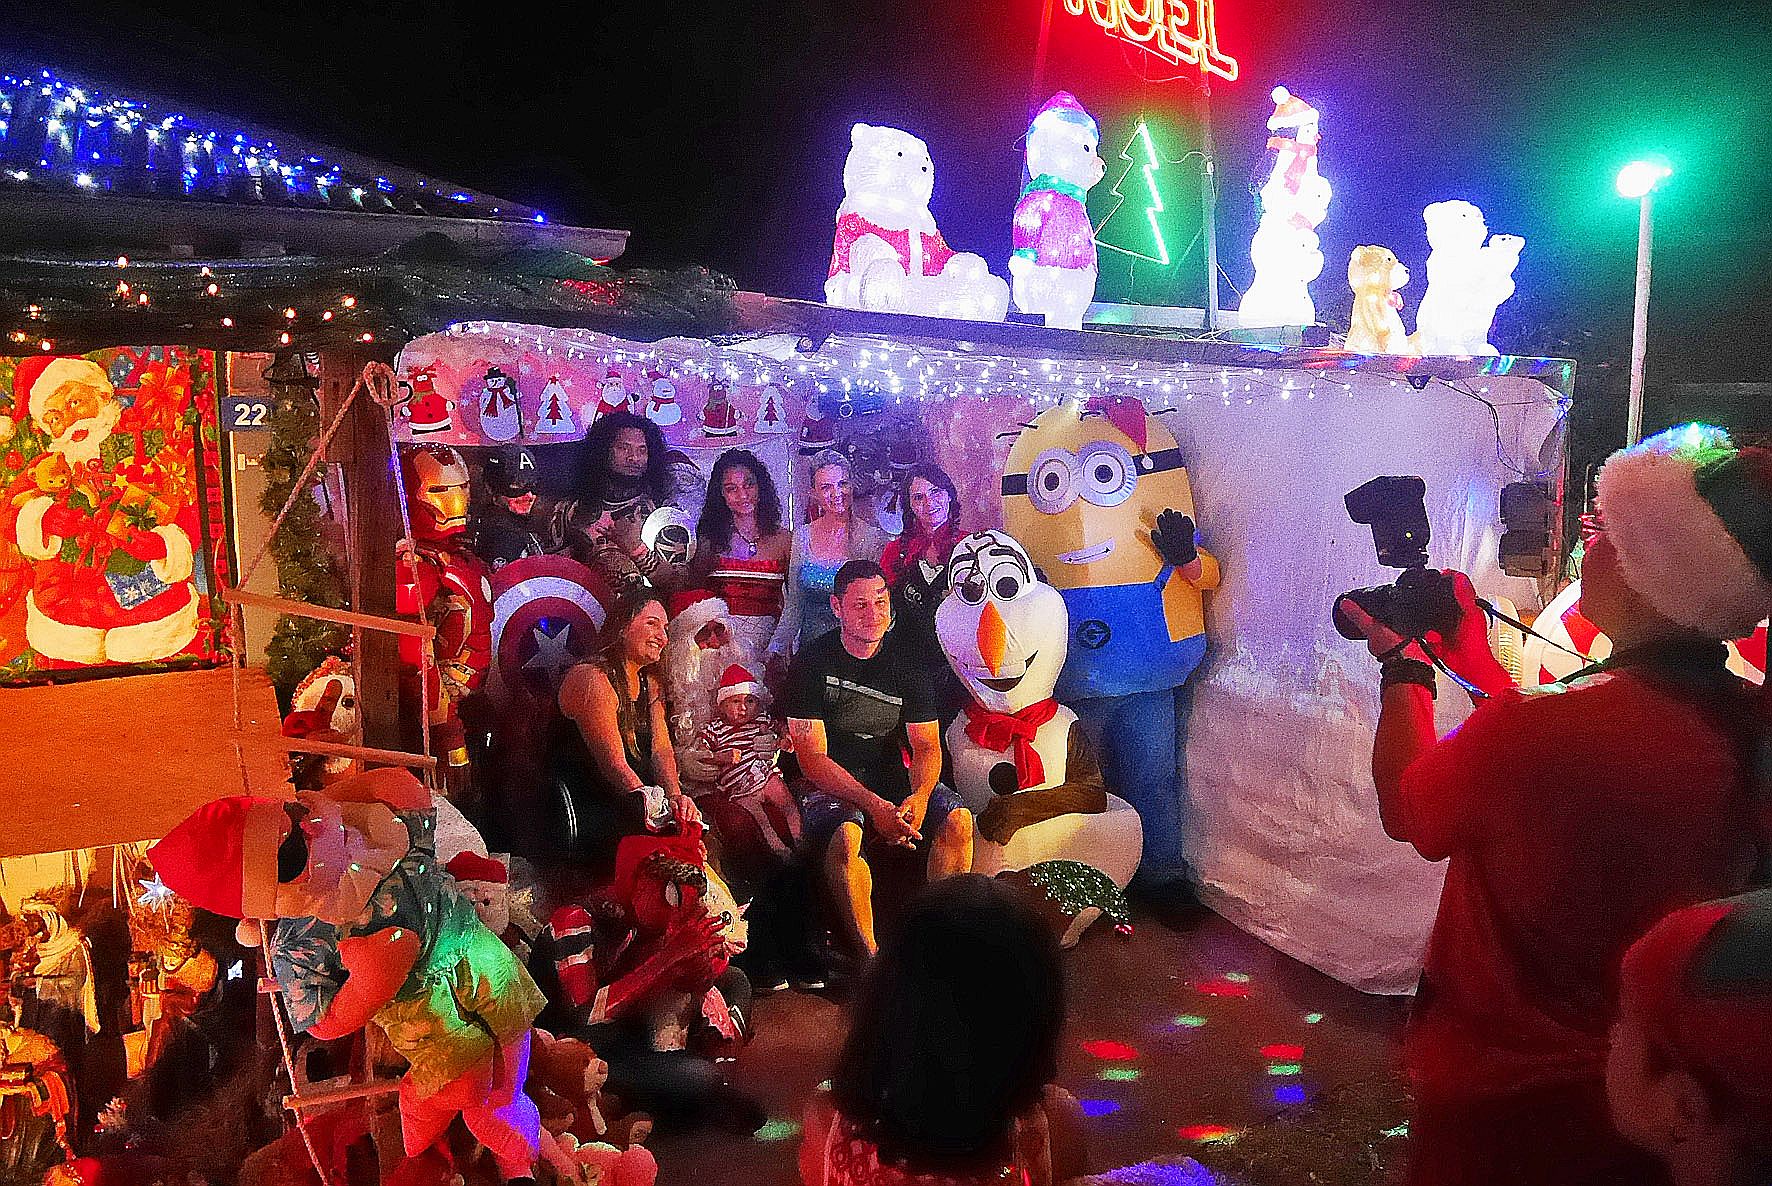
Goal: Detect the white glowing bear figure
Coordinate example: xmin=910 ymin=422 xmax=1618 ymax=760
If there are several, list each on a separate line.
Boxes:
xmin=826 ymin=123 xmax=1009 ymax=322
xmin=1239 ymin=86 xmax=1332 ymax=329
xmin=1411 ymin=200 xmax=1525 ymax=356
xmin=1009 ymin=92 xmax=1107 ymax=331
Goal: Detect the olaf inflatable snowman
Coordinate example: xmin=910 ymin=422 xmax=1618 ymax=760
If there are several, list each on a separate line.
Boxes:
xmin=937 ymin=529 xmax=1143 ymax=889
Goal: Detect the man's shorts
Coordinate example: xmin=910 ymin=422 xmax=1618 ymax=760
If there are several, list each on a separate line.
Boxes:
xmin=798 ymin=784 xmax=967 ymax=854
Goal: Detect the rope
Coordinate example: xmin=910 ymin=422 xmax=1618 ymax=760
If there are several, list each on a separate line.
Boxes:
xmin=259 ymin=929 xmax=335 ymax=1186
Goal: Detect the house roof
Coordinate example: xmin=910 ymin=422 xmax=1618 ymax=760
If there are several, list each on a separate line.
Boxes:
xmin=0 ymin=59 xmax=627 ymax=260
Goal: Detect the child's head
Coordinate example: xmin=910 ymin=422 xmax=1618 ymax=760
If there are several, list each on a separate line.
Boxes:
xmin=832 ymin=874 xmax=1064 ymax=1175
xmin=715 ymin=663 xmax=762 ymax=725
xmin=1609 ymin=891 xmax=1772 ymax=1183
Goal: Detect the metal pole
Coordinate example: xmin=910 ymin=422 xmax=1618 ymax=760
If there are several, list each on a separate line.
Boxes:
xmin=1625 ymin=189 xmax=1654 ymax=446
xmin=1200 ymin=82 xmax=1220 ymax=330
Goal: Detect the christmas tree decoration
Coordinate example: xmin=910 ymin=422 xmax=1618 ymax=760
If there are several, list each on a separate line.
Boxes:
xmin=1411 ymin=201 xmax=1525 ymax=356
xmin=1058 ymin=0 xmax=1239 ymax=81
xmin=535 ymin=374 xmax=579 ymax=435
xmin=1239 ymin=87 xmax=1331 ymax=330
xmin=753 ymin=384 xmax=790 ymax=434
xmin=825 ymin=123 xmax=1009 ymax=322
xmin=1096 ymin=121 xmax=1174 ymax=268
xmin=474 ymin=363 xmax=523 ymax=442
xmin=1010 ymin=92 xmax=1107 ymax=331
xmin=1344 ymin=247 xmax=1415 ymax=355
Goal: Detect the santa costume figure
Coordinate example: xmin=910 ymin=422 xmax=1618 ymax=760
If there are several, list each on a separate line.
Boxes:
xmin=12 ymin=356 xmax=200 ymax=666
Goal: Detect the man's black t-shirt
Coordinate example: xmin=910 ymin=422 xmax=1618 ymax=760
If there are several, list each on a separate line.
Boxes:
xmin=784 ymin=627 xmax=938 ymax=799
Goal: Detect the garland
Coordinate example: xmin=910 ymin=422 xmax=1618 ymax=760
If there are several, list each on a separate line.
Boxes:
xmin=258 ymin=352 xmax=347 ymax=704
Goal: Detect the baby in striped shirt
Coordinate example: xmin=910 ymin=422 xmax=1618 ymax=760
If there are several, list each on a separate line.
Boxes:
xmin=700 ymin=664 xmax=802 ymax=858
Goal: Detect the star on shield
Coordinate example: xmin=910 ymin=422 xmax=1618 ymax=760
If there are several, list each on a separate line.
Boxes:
xmin=523 ymin=619 xmax=577 ymax=687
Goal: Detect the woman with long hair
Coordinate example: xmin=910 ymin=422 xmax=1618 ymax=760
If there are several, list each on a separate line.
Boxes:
xmin=879 ymin=463 xmax=968 ymax=713
xmin=799 ymin=875 xmax=1086 ymax=1186
xmin=550 ymin=591 xmax=701 ymax=867
xmin=769 ymin=450 xmax=892 ymax=661
xmin=692 ymin=449 xmax=793 ymax=663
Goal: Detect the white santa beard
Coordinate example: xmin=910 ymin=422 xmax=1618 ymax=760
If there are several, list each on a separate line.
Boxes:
xmin=46 ymin=401 xmax=122 ymax=467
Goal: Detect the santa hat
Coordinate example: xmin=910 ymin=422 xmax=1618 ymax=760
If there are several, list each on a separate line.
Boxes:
xmin=1621 ymin=889 xmax=1772 ymax=1126
xmin=1029 ymin=91 xmax=1099 ymax=140
xmin=716 ymin=663 xmax=761 ymax=703
xmin=1594 ymin=424 xmax=1772 ymax=640
xmin=445 ymin=850 xmax=508 ymax=886
xmin=147 ymin=795 xmax=289 ymax=919
xmin=666 ymin=589 xmax=730 ymax=636
xmin=1267 ymin=86 xmax=1318 ymax=132
xmin=13 ymin=355 xmax=113 ymax=421
xmin=610 ymin=826 xmax=706 ymax=907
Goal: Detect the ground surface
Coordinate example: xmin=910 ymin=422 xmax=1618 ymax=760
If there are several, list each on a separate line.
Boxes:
xmin=651 ymin=908 xmax=1411 ymax=1186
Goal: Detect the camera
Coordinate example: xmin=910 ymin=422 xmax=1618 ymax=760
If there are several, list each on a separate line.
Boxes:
xmin=1332 ymin=476 xmax=1464 ymax=643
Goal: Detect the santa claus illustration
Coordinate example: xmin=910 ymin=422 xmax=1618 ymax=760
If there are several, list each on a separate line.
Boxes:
xmin=12 ymin=356 xmax=199 ymax=665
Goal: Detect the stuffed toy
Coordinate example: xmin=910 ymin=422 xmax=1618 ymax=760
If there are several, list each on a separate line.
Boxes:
xmin=445 ymin=852 xmax=536 ymax=963
xmin=1344 ymin=245 xmax=1416 ymax=356
xmin=997 ymin=860 xmax=1133 ymax=950
xmin=1010 ymin=92 xmax=1106 ymax=330
xmin=527 ymin=1031 xmax=656 ymax=1186
xmin=1411 ymin=200 xmax=1524 ymax=356
xmin=147 ymin=768 xmax=548 ymax=1183
xmin=826 ymin=123 xmax=1009 ymax=322
xmin=1001 ymin=395 xmax=1218 ymax=901
xmin=397 ymin=444 xmax=494 ymax=803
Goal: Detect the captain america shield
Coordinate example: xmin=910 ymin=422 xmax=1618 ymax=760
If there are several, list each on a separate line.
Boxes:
xmin=489 ymin=555 xmax=613 ymax=702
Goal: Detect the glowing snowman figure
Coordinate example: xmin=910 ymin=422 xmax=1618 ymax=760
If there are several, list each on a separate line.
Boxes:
xmin=1239 ymin=87 xmax=1332 ymax=330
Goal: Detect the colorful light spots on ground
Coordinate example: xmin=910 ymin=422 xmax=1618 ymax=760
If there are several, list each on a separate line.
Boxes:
xmin=1176 ymin=1124 xmax=1240 ymax=1143
xmin=1173 ymin=1013 xmax=1209 ymax=1028
xmin=1194 ymin=978 xmax=1251 ymax=998
xmin=1259 ymin=1043 xmax=1304 ymax=1060
xmin=1272 ymin=1083 xmax=1308 ymax=1105
xmin=1382 ymin=1122 xmax=1410 ymax=1139
xmin=1222 ymin=972 xmax=1251 ymax=984
xmin=754 ymin=1119 xmax=802 ymax=1143
xmin=1304 ymin=1012 xmax=1325 ymax=1024
xmin=1098 ymin=1066 xmax=1142 ymax=1082
xmin=1082 ymin=1039 xmax=1141 ymax=1060
xmin=1080 ymin=1098 xmax=1123 ymax=1117
xmin=1265 ymin=1063 xmax=1303 ymax=1076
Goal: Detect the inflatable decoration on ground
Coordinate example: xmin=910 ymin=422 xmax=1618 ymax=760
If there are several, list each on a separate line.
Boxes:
xmin=1411 ymin=200 xmax=1525 ymax=356
xmin=826 ymin=123 xmax=1010 ymax=322
xmin=146 ymin=768 xmax=550 ymax=1183
xmin=398 ymin=444 xmax=494 ymax=803
xmin=1010 ymin=92 xmax=1107 ymax=331
xmin=1238 ymin=87 xmax=1332 ymax=329
xmin=936 ymin=529 xmax=1141 ymax=889
xmin=1345 ymin=246 xmax=1416 ymax=355
xmin=1001 ymin=396 xmax=1219 ymax=896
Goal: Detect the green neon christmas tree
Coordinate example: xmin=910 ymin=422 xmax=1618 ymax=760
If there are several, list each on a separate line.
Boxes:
xmin=1096 ymin=120 xmax=1173 ymax=266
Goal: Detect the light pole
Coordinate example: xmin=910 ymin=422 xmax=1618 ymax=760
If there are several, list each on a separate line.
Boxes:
xmin=1616 ymin=160 xmax=1671 ymax=446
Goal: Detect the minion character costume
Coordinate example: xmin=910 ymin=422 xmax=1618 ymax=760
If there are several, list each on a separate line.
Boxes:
xmin=1002 ymin=394 xmax=1219 ymax=906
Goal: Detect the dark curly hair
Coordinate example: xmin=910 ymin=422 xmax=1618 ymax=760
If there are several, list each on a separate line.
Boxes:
xmin=696 ymin=448 xmax=784 ymax=552
xmin=577 ymin=410 xmax=672 ymax=511
xmin=831 ymin=875 xmax=1063 ymax=1174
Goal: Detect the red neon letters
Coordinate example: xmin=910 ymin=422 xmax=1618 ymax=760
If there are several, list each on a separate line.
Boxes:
xmin=1061 ymin=0 xmax=1239 ymax=82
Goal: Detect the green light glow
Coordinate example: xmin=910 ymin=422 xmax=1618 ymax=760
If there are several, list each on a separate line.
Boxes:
xmin=1173 ymin=1014 xmax=1208 ymax=1028
xmin=1304 ymin=1012 xmax=1325 ymax=1025
xmin=1099 ymin=1067 xmax=1142 ymax=1082
xmin=755 ymin=1119 xmax=802 ymax=1143
xmin=1266 ymin=1063 xmax=1303 ymax=1076
xmin=1097 ymin=121 xmax=1170 ymax=266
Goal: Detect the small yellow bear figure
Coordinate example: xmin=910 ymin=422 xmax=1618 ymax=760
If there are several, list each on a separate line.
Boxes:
xmin=1345 ymin=245 xmax=1417 ymax=356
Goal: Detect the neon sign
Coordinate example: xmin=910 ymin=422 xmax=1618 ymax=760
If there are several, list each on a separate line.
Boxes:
xmin=1061 ymin=0 xmax=1239 ymax=82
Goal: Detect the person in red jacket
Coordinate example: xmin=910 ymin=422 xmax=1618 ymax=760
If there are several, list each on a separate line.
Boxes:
xmin=1338 ymin=425 xmax=1771 ymax=1186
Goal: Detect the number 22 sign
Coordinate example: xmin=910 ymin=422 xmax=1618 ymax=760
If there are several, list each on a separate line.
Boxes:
xmin=223 ymin=394 xmax=271 ymax=432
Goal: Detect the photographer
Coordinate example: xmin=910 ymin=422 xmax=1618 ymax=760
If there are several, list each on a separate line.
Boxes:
xmin=1338 ymin=427 xmax=1771 ymax=1186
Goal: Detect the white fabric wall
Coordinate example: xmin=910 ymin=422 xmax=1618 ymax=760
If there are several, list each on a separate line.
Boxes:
xmin=1166 ymin=372 xmax=1565 ymax=994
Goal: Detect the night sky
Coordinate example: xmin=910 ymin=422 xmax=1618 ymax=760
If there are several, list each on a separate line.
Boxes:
xmin=5 ymin=1 xmax=1770 ymax=407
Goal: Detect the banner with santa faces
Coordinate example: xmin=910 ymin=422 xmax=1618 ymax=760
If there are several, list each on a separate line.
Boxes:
xmin=0 ymin=348 xmax=229 ymax=684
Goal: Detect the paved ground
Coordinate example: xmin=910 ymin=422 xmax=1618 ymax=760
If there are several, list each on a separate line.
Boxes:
xmin=651 ymin=907 xmax=1410 ymax=1185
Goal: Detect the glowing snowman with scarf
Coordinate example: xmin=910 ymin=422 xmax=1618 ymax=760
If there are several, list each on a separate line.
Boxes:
xmin=937 ymin=529 xmax=1143 ymax=888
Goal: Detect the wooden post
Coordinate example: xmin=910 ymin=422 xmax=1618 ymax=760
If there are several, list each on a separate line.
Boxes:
xmin=322 ymin=350 xmax=408 ymax=753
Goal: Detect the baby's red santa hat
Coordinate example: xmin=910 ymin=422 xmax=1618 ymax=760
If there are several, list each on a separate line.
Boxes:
xmin=716 ymin=663 xmax=761 ymax=703
xmin=1594 ymin=424 xmax=1772 ymax=640
xmin=13 ymin=355 xmax=113 ymax=422
xmin=445 ymin=850 xmax=508 ymax=886
xmin=1621 ymin=888 xmax=1772 ymax=1128
xmin=147 ymin=795 xmax=289 ymax=919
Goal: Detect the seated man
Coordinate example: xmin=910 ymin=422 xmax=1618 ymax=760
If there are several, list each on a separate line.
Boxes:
xmin=786 ymin=560 xmax=974 ymax=960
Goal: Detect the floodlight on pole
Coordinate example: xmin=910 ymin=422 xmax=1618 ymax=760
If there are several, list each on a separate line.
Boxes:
xmin=1618 ymin=159 xmax=1671 ymax=446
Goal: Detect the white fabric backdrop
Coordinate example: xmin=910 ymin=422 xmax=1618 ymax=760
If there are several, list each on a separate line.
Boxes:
xmin=1167 ymin=372 xmax=1565 ymax=993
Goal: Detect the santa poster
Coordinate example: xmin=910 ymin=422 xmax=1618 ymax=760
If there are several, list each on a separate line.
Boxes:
xmin=0 ymin=348 xmax=228 ymax=683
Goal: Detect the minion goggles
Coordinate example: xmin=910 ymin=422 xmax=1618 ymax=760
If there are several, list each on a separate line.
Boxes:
xmin=1003 ymin=443 xmax=1186 ymax=514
